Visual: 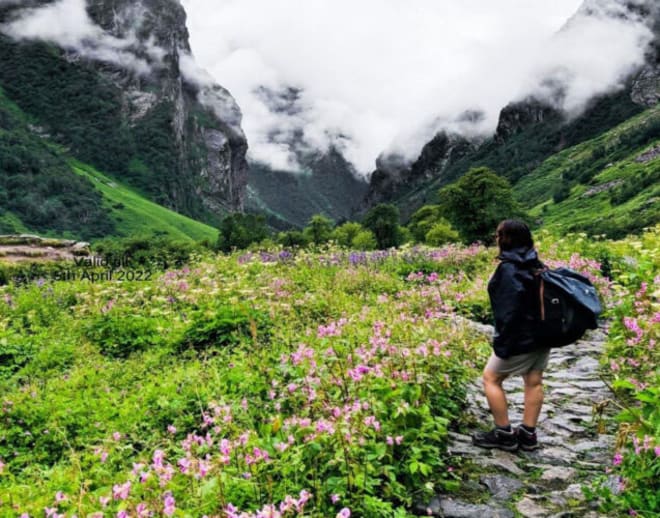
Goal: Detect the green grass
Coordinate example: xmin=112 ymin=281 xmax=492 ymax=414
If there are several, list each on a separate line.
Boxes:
xmin=519 ymin=105 xmax=660 ymax=238
xmin=71 ymin=161 xmax=218 ymax=242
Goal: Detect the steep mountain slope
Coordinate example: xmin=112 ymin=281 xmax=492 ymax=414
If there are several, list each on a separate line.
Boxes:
xmin=244 ymin=86 xmax=369 ymax=228
xmin=522 ymin=105 xmax=660 ymax=238
xmin=0 ymin=0 xmax=247 ymax=226
xmin=247 ymin=149 xmax=369 ymax=228
xmin=0 ymin=86 xmax=216 ymax=241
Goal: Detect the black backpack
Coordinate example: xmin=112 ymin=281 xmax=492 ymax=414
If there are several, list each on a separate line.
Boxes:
xmin=532 ymin=266 xmax=602 ymax=348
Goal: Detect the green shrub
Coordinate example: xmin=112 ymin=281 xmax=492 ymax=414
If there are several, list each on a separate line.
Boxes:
xmin=177 ymin=304 xmax=270 ymax=352
xmin=85 ymin=309 xmax=163 ymax=358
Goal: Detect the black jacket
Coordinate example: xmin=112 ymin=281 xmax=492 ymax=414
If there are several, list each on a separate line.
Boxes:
xmin=487 ymin=246 xmax=543 ymax=359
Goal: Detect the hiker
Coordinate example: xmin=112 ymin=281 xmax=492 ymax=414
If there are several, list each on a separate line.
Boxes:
xmin=472 ymin=219 xmax=547 ymax=452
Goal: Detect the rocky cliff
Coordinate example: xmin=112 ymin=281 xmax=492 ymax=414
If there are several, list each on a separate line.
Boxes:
xmin=0 ymin=0 xmax=247 ymax=223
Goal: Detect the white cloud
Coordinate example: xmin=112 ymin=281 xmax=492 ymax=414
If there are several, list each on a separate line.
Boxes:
xmin=0 ymin=0 xmax=155 ymax=75
xmin=181 ymin=0 xmax=652 ymax=176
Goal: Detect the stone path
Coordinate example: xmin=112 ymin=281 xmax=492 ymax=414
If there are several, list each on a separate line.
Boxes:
xmin=418 ymin=327 xmax=618 ymax=517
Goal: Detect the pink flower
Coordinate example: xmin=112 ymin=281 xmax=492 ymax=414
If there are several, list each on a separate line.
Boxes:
xmin=655 ymin=446 xmax=660 ymax=457
xmin=331 ymin=494 xmax=340 ymax=504
xmin=613 ymin=452 xmax=623 ymax=466
xmin=99 ymin=496 xmax=111 ymax=507
xmin=136 ymin=503 xmax=150 ymax=517
xmin=167 ymin=425 xmax=177 ymax=434
xmin=337 ymin=508 xmax=351 ymax=518
xmin=163 ymin=492 xmax=176 ymax=516
xmin=112 ymin=481 xmax=131 ymax=500
xmin=55 ymin=491 xmax=67 ymax=503
xmin=112 ymin=432 xmax=122 ymax=441
xmin=117 ymin=512 xmax=128 ymax=518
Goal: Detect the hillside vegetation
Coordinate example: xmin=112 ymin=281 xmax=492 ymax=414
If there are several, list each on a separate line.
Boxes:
xmin=0 ymin=85 xmax=217 ymax=243
xmin=522 ymin=105 xmax=660 ymax=238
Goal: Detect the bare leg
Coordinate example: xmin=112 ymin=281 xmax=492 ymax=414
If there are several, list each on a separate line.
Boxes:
xmin=522 ymin=370 xmax=544 ymax=427
xmin=483 ymin=369 xmax=510 ymax=427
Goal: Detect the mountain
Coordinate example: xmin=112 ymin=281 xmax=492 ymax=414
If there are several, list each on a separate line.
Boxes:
xmin=362 ymin=0 xmax=660 ymax=224
xmin=243 ymin=86 xmax=368 ymax=228
xmin=0 ymin=0 xmax=247 ymax=237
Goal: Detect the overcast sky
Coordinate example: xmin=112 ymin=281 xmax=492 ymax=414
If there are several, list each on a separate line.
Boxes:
xmin=180 ymin=0 xmax=651 ymax=175
xmin=2 ymin=0 xmax=652 ymax=176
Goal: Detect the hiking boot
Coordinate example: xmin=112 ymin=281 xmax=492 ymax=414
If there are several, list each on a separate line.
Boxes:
xmin=472 ymin=427 xmax=518 ymax=451
xmin=516 ymin=426 xmax=541 ymax=451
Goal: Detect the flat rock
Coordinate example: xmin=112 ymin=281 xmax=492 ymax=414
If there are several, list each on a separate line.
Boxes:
xmin=540 ymin=466 xmax=577 ymax=483
xmin=526 ymin=446 xmax=578 ymax=465
xmin=439 ymin=498 xmax=514 ymax=518
xmin=516 ymin=496 xmax=549 ymax=517
xmin=481 ymin=450 xmax=524 ymax=475
xmin=480 ymin=474 xmax=524 ymax=500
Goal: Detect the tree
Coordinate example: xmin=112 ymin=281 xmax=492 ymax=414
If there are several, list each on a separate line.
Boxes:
xmin=425 ymin=221 xmax=459 ymax=246
xmin=277 ymin=230 xmax=309 ymax=248
xmin=217 ymin=213 xmax=269 ymax=252
xmin=331 ymin=222 xmax=364 ymax=248
xmin=352 ymin=230 xmax=377 ymax=250
xmin=362 ymin=204 xmax=402 ymax=249
xmin=437 ymin=167 xmax=526 ymax=244
xmin=303 ymin=214 xmax=334 ymax=245
xmin=407 ymin=205 xmax=457 ymax=244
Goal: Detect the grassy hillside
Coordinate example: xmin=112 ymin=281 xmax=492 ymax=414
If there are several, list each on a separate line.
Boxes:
xmin=520 ymin=105 xmax=660 ymax=238
xmin=0 ymin=83 xmax=217 ymax=242
xmin=71 ymin=161 xmax=218 ymax=242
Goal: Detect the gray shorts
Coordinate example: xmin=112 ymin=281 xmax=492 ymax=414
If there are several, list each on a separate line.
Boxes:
xmin=485 ymin=348 xmax=550 ymax=376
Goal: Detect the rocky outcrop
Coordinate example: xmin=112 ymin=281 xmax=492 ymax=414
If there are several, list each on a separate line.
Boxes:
xmin=0 ymin=0 xmax=248 ymax=219
xmin=631 ymin=66 xmax=660 ymax=106
xmin=362 ymin=132 xmax=475 ymax=211
xmin=494 ymin=98 xmax=562 ymax=144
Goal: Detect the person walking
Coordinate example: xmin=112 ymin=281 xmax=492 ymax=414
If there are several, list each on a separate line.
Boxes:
xmin=472 ymin=219 xmax=548 ymax=452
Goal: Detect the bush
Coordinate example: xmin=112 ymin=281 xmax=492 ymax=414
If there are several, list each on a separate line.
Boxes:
xmin=177 ymin=305 xmax=271 ymax=353
xmin=425 ymin=221 xmax=459 ymax=246
xmin=85 ymin=309 xmax=163 ymax=358
xmin=352 ymin=229 xmax=378 ymax=250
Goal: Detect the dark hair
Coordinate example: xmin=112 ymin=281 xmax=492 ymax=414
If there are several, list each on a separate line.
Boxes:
xmin=496 ymin=219 xmax=533 ymax=251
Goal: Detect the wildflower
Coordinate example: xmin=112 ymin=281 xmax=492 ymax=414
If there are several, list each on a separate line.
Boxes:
xmin=117 ymin=512 xmax=128 ymax=518
xmin=331 ymin=494 xmax=340 ymax=504
xmin=163 ymin=492 xmax=176 ymax=516
xmin=112 ymin=432 xmax=122 ymax=441
xmin=0 ymin=460 xmax=4 ymax=473
xmin=613 ymin=452 xmax=623 ymax=466
xmin=136 ymin=503 xmax=150 ymax=517
xmin=55 ymin=491 xmax=67 ymax=503
xmin=99 ymin=496 xmax=111 ymax=507
xmin=337 ymin=508 xmax=351 ymax=518
xmin=113 ymin=481 xmax=131 ymax=500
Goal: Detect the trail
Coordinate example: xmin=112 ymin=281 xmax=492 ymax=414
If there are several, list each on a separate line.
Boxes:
xmin=421 ymin=327 xmax=617 ymax=517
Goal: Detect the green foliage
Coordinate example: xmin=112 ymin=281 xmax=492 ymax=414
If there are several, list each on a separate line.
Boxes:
xmin=217 ymin=213 xmax=270 ymax=252
xmin=177 ymin=305 xmax=270 ymax=353
xmin=438 ymin=167 xmax=526 ymax=244
xmin=303 ymin=214 xmax=334 ymax=245
xmin=352 ymin=229 xmax=378 ymax=250
xmin=363 ymin=203 xmax=403 ymax=249
xmin=425 ymin=221 xmax=460 ymax=246
xmin=85 ymin=309 xmax=163 ymax=358
xmin=276 ymin=230 xmax=309 ymax=247
xmin=331 ymin=221 xmax=364 ymax=247
xmin=93 ymin=234 xmax=206 ymax=269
